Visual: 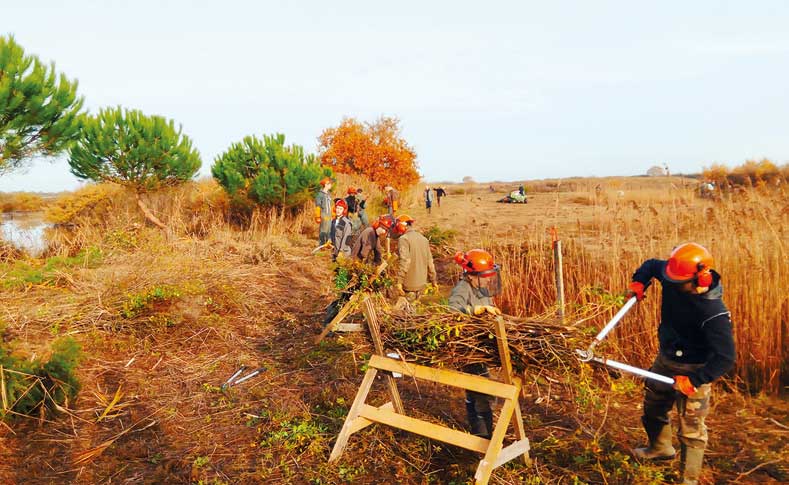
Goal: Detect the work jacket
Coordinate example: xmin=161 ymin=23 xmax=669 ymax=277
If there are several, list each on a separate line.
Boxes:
xmin=315 ymin=190 xmax=332 ymax=219
xmin=448 ymin=279 xmax=493 ymax=314
xmin=330 ymin=216 xmax=353 ymax=260
xmin=351 ymin=226 xmax=383 ymax=264
xmin=632 ymin=259 xmax=736 ymax=387
xmin=396 ymin=228 xmax=436 ymax=292
xmin=345 ymin=195 xmax=358 ymax=214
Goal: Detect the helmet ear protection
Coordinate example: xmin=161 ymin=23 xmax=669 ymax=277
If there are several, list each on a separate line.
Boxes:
xmin=454 ymin=251 xmax=470 ymax=269
xmin=695 ymin=263 xmax=713 ymax=287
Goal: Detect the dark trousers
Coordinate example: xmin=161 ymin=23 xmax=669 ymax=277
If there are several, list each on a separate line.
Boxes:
xmin=463 ymin=363 xmax=492 ymax=414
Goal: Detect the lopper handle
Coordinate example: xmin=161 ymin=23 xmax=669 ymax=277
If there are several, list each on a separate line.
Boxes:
xmin=592 ymin=296 xmax=638 ymax=344
xmin=591 ymin=356 xmax=675 ymax=385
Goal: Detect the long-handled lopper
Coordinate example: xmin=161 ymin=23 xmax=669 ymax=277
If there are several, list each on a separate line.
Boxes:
xmin=221 ymin=365 xmax=267 ymax=391
xmin=311 ymin=241 xmax=334 ymax=255
xmin=575 ymin=296 xmax=675 ymax=385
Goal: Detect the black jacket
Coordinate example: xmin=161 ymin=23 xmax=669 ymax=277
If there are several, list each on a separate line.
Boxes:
xmin=632 ymin=259 xmax=736 ymax=387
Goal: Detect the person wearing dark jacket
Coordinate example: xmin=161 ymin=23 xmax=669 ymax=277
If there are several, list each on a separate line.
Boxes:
xmin=627 ymin=243 xmax=735 ymax=485
xmin=448 ymin=249 xmax=503 ymax=439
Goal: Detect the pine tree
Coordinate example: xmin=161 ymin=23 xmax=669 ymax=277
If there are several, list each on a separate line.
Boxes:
xmin=212 ymin=133 xmax=331 ymax=209
xmin=68 ymin=107 xmax=201 ymax=229
xmin=0 ymin=35 xmax=84 ymax=173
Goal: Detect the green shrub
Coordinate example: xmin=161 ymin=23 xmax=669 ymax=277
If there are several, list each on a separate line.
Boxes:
xmin=0 ymin=247 xmax=102 ymax=289
xmin=424 ymin=225 xmax=457 ymax=247
xmin=212 ymin=133 xmax=331 ymax=210
xmin=121 ymin=284 xmax=184 ymax=319
xmin=0 ymin=337 xmax=82 ymax=420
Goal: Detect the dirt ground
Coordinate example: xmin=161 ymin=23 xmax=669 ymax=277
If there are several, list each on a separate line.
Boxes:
xmin=0 ymin=179 xmax=786 ymax=484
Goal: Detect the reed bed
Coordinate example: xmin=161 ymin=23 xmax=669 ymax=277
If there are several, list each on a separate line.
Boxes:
xmin=480 ymin=185 xmax=789 ymax=394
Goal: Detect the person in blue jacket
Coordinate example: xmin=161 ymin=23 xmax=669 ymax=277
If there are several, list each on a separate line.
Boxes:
xmin=627 ymin=243 xmax=735 ymax=485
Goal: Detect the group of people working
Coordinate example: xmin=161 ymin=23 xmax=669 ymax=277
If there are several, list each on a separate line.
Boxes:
xmin=314 ymin=179 xmax=733 ymax=485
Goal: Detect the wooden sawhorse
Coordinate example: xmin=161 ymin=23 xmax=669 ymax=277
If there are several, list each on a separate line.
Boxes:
xmin=329 ymin=304 xmax=532 ymax=485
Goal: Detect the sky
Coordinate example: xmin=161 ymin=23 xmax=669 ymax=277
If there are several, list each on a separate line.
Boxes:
xmin=2 ymin=0 xmax=789 ymax=192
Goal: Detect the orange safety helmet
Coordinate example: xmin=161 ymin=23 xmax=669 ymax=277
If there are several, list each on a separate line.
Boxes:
xmin=319 ymin=177 xmax=332 ymax=187
xmin=392 ymin=214 xmax=414 ymax=236
xmin=454 ymin=249 xmax=497 ymax=276
xmin=663 ymin=242 xmax=714 ymax=287
xmin=347 ymin=186 xmax=358 ymax=195
xmin=373 ymin=214 xmax=394 ymax=230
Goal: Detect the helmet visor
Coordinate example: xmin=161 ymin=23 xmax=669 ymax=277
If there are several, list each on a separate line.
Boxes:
xmin=469 ymin=265 xmax=502 ymax=297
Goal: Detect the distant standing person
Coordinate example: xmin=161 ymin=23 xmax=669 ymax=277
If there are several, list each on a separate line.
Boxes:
xmin=345 ymin=187 xmax=361 ymax=231
xmin=314 ymin=177 xmax=333 ymax=246
xmin=518 ymin=185 xmax=525 ymax=197
xmin=356 ymin=188 xmax=369 ymax=228
xmin=384 ymin=185 xmax=400 ymax=217
xmin=435 ymin=187 xmax=446 ymax=207
xmin=424 ymin=186 xmax=434 ymax=214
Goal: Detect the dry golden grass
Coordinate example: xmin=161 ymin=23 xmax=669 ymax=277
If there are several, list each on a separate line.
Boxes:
xmin=0 ymin=192 xmax=47 ymax=213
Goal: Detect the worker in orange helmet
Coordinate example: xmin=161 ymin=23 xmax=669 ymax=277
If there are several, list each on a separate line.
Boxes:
xmin=383 ymin=185 xmax=400 ymax=217
xmin=391 ymin=214 xmax=436 ymax=300
xmin=350 ymin=215 xmax=392 ymax=265
xmin=329 ymin=198 xmax=353 ymax=261
xmin=627 ymin=243 xmax=735 ymax=485
xmin=344 ymin=187 xmax=360 ymax=229
xmin=314 ymin=177 xmax=333 ymax=246
xmin=449 ymin=249 xmax=503 ymax=439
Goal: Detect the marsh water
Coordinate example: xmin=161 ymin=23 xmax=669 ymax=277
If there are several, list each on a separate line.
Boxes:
xmin=1 ymin=212 xmax=50 ymax=256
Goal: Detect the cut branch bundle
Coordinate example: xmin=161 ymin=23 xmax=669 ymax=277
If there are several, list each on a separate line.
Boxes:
xmin=379 ymin=308 xmax=582 ymax=378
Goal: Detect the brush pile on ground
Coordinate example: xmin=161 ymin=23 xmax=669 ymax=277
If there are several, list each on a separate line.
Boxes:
xmin=379 ymin=309 xmax=582 ymax=377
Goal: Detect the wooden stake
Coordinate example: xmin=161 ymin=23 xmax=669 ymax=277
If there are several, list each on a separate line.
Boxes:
xmin=0 ymin=365 xmax=7 ymax=413
xmin=553 ymin=238 xmax=565 ymax=322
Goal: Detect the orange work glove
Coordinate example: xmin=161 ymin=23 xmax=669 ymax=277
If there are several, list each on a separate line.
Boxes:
xmin=314 ymin=206 xmax=322 ymax=224
xmin=473 ymin=305 xmax=501 ymax=316
xmin=673 ymin=375 xmax=697 ymax=396
xmin=627 ymin=281 xmax=645 ymax=301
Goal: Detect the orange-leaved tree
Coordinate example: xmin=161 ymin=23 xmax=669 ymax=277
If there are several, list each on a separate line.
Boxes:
xmin=317 ymin=116 xmax=419 ymax=189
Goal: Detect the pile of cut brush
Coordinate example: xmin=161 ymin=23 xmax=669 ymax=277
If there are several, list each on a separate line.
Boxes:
xmin=379 ymin=308 xmax=582 ymax=379
xmin=332 ymin=257 xmax=395 ymax=295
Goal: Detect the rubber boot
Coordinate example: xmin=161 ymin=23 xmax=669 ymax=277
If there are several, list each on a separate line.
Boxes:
xmin=679 ymin=445 xmax=704 ymax=485
xmin=478 ymin=411 xmax=494 ymax=440
xmin=466 ymin=401 xmax=492 ymax=439
xmin=633 ymin=419 xmax=676 ymax=460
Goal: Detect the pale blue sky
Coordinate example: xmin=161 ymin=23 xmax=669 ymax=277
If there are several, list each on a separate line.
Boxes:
xmin=2 ymin=0 xmax=788 ymax=192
